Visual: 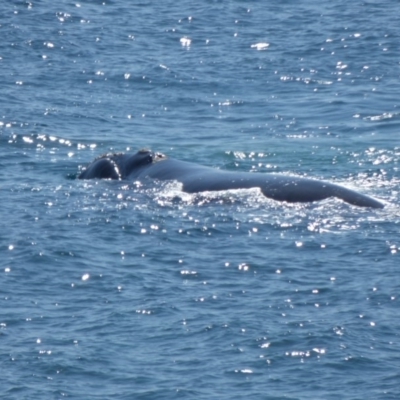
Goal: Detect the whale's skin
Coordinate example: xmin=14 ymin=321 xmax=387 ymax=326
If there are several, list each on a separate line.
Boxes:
xmin=78 ymin=149 xmax=384 ymax=209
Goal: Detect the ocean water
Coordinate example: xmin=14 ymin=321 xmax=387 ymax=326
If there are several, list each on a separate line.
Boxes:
xmin=1 ymin=1 xmax=400 ymax=399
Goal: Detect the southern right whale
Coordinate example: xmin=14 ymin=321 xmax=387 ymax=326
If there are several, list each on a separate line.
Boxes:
xmin=78 ymin=149 xmax=384 ymax=209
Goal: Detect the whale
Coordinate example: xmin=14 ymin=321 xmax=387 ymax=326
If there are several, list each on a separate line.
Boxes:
xmin=78 ymin=149 xmax=384 ymax=208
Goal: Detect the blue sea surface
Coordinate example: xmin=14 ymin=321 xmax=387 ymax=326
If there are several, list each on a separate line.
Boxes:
xmin=1 ymin=1 xmax=400 ymax=399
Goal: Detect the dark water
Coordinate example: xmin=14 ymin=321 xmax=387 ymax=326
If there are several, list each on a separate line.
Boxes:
xmin=1 ymin=1 xmax=400 ymax=399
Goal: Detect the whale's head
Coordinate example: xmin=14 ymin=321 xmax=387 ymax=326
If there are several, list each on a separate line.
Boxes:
xmin=79 ymin=149 xmax=167 ymax=180
xmin=78 ymin=153 xmax=125 ymax=180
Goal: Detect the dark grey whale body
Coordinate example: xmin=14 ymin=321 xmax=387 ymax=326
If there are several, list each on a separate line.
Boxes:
xmin=78 ymin=149 xmax=384 ymax=208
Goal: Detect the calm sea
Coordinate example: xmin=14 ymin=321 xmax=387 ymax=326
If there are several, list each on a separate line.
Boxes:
xmin=1 ymin=1 xmax=400 ymax=399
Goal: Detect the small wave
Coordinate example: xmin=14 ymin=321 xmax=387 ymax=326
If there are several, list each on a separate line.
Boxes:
xmin=364 ymin=112 xmax=400 ymax=122
xmin=3 ymin=132 xmax=97 ymax=154
xmin=250 ymin=42 xmax=269 ymax=51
